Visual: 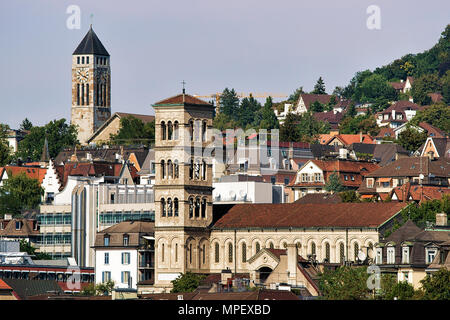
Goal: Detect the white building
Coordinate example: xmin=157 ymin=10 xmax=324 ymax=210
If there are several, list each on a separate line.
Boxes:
xmin=213 ymin=175 xmax=274 ymax=204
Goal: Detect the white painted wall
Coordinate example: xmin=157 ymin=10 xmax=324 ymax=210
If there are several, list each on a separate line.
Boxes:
xmin=212 ymin=181 xmax=273 ymax=203
xmin=95 ymin=248 xmax=138 ymax=289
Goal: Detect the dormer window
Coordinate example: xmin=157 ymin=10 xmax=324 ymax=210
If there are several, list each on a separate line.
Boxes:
xmin=387 ymin=246 xmax=395 ymax=264
xmin=376 ymin=247 xmax=383 ymax=264
xmin=15 ymin=221 xmax=21 ymax=230
xmin=104 ymin=235 xmax=110 ymax=246
xmin=123 ymin=235 xmax=129 ymax=246
xmin=426 ymin=247 xmax=437 ymax=264
xmin=402 ymin=246 xmax=410 ymax=264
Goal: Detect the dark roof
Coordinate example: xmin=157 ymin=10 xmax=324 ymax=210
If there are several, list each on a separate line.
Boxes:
xmin=212 ymin=202 xmax=408 ymax=229
xmin=94 ymin=221 xmax=154 ymax=247
xmin=153 ymin=94 xmax=213 ymax=107
xmin=366 ymin=157 xmax=450 ymax=178
xmin=384 ymin=220 xmax=422 ymax=243
xmin=294 ymin=193 xmax=342 ymax=204
xmin=419 ymin=137 xmax=450 ymax=158
xmin=373 ymin=143 xmax=409 ymax=167
xmin=73 ymin=26 xmax=109 ymax=56
xmin=3 ymin=279 xmax=63 ymax=300
xmin=349 ymin=143 xmax=377 ymax=155
xmin=310 ymin=144 xmax=339 ymax=159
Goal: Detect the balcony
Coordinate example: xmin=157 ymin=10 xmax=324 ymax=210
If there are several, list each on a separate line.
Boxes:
xmin=139 ymin=261 xmax=154 ymax=269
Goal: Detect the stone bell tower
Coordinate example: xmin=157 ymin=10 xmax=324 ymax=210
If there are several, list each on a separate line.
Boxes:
xmin=152 ymin=92 xmax=215 ymax=289
xmin=71 ymin=25 xmax=111 ymax=145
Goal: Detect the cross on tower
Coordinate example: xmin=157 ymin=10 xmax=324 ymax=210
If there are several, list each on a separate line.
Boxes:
xmin=181 ymin=80 xmax=186 ymax=94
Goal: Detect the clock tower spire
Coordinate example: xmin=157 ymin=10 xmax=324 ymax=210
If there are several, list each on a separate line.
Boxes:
xmin=71 ymin=26 xmax=111 ymax=145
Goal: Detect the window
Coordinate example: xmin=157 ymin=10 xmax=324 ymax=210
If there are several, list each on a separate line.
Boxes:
xmin=301 ymin=173 xmax=308 ymax=182
xmin=376 ymin=248 xmax=382 ymax=264
xmin=82 ymin=56 xmax=85 ymax=64
xmin=102 ymin=271 xmax=111 ymax=282
xmin=399 ymin=246 xmax=409 ymax=264
xmin=161 ymin=244 xmax=165 ymax=262
xmin=77 ymin=84 xmax=80 ymax=105
xmin=123 ymin=235 xmax=129 ymax=246
xmin=202 ymin=121 xmax=207 ymax=141
xmin=161 ymin=122 xmax=166 ymax=140
xmin=15 ymin=221 xmax=21 ymax=230
xmin=201 ymin=198 xmax=206 ymax=218
xmin=194 ymin=161 xmax=200 ymax=179
xmin=325 ymin=243 xmax=330 ymax=262
xmin=174 ymin=160 xmax=179 ymax=178
xmin=77 ymin=56 xmax=80 ymax=64
xmin=228 ymin=243 xmax=233 ymax=263
xmin=311 ymin=242 xmax=316 ymax=256
xmin=351 ymin=175 xmax=355 ymax=181
xmin=122 ymin=252 xmax=130 ymax=265
xmin=81 ymin=83 xmax=85 ymax=105
xmin=167 ymin=121 xmax=173 ymax=140
xmin=202 ymin=160 xmax=207 ymax=180
xmin=255 ymin=242 xmax=260 ymax=254
xmin=270 ymin=176 xmax=276 ymax=184
xmin=202 ymin=244 xmax=206 ymax=265
xmin=174 ymin=121 xmax=179 ymax=140
xmin=161 ymin=198 xmax=166 ymax=217
xmin=215 ymin=243 xmax=220 ymax=263
xmin=387 ymin=247 xmax=395 ymax=264
xmin=86 ymin=83 xmax=89 ymax=105
xmin=161 ymin=160 xmax=165 ymax=179
xmin=354 ymin=243 xmax=359 ymax=261
xmin=284 ymin=178 xmax=290 ymax=185
xmin=189 ymin=120 xmax=194 ymax=141
xmin=104 ymin=253 xmax=109 ymax=265
xmin=344 ymin=175 xmax=348 ymax=181
xmin=340 ymin=243 xmax=345 ymax=263
xmin=426 ymin=248 xmax=437 ymax=264
xmin=121 ymin=271 xmax=130 ymax=284
xmin=189 ymin=243 xmax=193 ymax=264
xmin=314 ymin=173 xmax=321 ymax=182
xmin=242 ymin=243 xmax=247 ymax=262
xmin=189 ymin=198 xmax=194 ymax=218
xmin=104 ymin=236 xmax=110 ymax=246
xmin=167 ymin=198 xmax=173 ymax=217
xmin=367 ymin=178 xmax=374 ymax=188
xmin=174 ymin=198 xmax=179 ymax=216
xmin=195 ymin=197 xmax=200 ymax=218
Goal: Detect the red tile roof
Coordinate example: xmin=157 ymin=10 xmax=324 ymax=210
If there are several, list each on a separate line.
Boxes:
xmin=3 ymin=166 xmax=47 ymax=184
xmin=299 ymin=94 xmax=333 ymax=109
xmin=419 ymin=122 xmax=446 ymax=138
xmin=213 ymin=202 xmax=408 ymax=229
xmin=0 ymin=279 xmax=12 ymax=290
xmin=319 ymin=134 xmax=375 ymax=145
xmin=376 ymin=127 xmax=395 ymax=139
xmin=153 ymin=94 xmax=213 ymax=106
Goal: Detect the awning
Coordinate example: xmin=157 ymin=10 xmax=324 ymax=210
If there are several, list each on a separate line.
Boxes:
xmin=378 ymin=178 xmax=392 ymax=183
xmin=361 ymin=195 xmax=375 ymax=199
xmin=143 ymin=236 xmax=155 ymax=240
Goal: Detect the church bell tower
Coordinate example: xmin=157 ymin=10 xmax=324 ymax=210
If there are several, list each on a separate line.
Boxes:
xmin=152 ymin=92 xmax=215 ymax=289
xmin=71 ymin=25 xmax=111 ymax=145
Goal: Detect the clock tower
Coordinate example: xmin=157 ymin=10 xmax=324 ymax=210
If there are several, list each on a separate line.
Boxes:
xmin=71 ymin=25 xmax=111 ymax=145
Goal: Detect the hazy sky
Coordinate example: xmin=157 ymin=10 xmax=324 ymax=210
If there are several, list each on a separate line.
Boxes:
xmin=1 ymin=0 xmax=449 ymax=129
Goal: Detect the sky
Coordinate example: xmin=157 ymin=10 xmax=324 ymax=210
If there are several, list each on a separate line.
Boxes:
xmin=0 ymin=0 xmax=449 ymax=129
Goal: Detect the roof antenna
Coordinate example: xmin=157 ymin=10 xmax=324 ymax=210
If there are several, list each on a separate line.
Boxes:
xmin=89 ymin=13 xmax=94 ymax=29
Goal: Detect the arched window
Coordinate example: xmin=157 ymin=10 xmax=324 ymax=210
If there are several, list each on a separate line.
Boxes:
xmin=77 ymin=84 xmax=80 ymax=105
xmin=215 ymin=243 xmax=219 ymax=263
xmin=202 ymin=160 xmax=206 ymax=180
xmin=174 ymin=121 xmax=179 ymax=140
xmin=162 ymin=243 xmax=165 ymax=262
xmin=325 ymin=243 xmax=330 ymax=262
xmin=167 ymin=121 xmax=173 ymax=140
xmin=86 ymin=83 xmax=89 ymax=105
xmin=96 ymin=83 xmax=99 ymax=105
xmin=195 ymin=197 xmax=200 ymax=217
xmin=81 ymin=84 xmax=85 ymax=105
xmin=311 ymin=242 xmax=316 ymax=256
xmin=174 ymin=198 xmax=179 ymax=216
xmin=161 ymin=160 xmax=165 ymax=179
xmin=194 ymin=161 xmax=200 ymax=180
xmin=174 ymin=160 xmax=179 ymax=178
xmin=202 ymin=244 xmax=206 ymax=265
xmin=202 ymin=121 xmax=207 ymax=141
xmin=161 ymin=198 xmax=166 ymax=217
xmin=268 ymin=242 xmax=274 ymax=249
xmin=189 ymin=159 xmax=194 ymax=179
xmin=340 ymin=243 xmax=345 ymax=264
xmin=256 ymin=242 xmax=261 ymax=254
xmin=242 ymin=243 xmax=247 ymax=263
xmin=189 ymin=120 xmax=194 ymax=141
xmin=167 ymin=198 xmax=173 ymax=217
xmin=201 ymin=198 xmax=206 ymax=218
xmin=104 ymin=84 xmax=107 ymax=106
xmin=354 ymin=243 xmax=359 ymax=261
xmin=161 ymin=121 xmax=166 ymax=140
xmin=189 ymin=197 xmax=194 ymax=218
xmin=82 ymin=56 xmax=85 ymax=64
xmin=228 ymin=243 xmax=233 ymax=263
xmin=175 ymin=243 xmax=178 ymax=262
xmin=167 ymin=160 xmax=173 ymax=178
xmin=189 ymin=243 xmax=192 ymax=264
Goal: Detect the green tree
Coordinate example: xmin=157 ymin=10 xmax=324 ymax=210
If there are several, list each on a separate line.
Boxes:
xmin=171 ymin=272 xmax=206 ymax=293
xmin=411 ymin=73 xmax=442 ymax=105
xmin=442 ymin=70 xmax=450 ymax=104
xmin=0 ymin=124 xmax=12 ymax=166
xmin=280 ymin=112 xmax=329 ymax=143
xmin=338 ymin=190 xmax=361 ymax=203
xmin=259 ymin=97 xmax=279 ymax=130
xmin=238 ymin=94 xmax=261 ymax=128
xmin=19 ymin=239 xmax=51 ymax=260
xmin=312 ymin=77 xmax=326 ymax=94
xmin=19 ymin=118 xmax=33 ymax=131
xmin=219 ymin=88 xmax=240 ymax=121
xmin=288 ymin=86 xmax=305 ymax=103
xmin=325 ymin=172 xmax=345 ymax=193
xmin=110 ymin=116 xmax=155 ymax=147
xmin=410 ymin=102 xmax=450 ymax=133
xmin=16 ymin=119 xmax=78 ymax=161
xmin=339 ymin=115 xmax=380 ymax=136
xmin=213 ymin=112 xmax=237 ymax=131
xmin=397 ymin=126 xmax=428 ymax=152
xmin=0 ymin=172 xmax=44 ymax=215
xmin=80 ymin=280 xmax=115 ymax=296
xmin=280 ymin=113 xmax=302 ymax=142
xmin=357 ymin=73 xmax=397 ymax=103
xmin=318 ymin=266 xmax=370 ymax=300
xmin=310 ymin=100 xmax=324 ymax=113
xmin=420 ymin=268 xmax=450 ymax=300
xmin=399 ymin=195 xmax=450 ymax=227
xmin=378 ymin=274 xmax=416 ymax=300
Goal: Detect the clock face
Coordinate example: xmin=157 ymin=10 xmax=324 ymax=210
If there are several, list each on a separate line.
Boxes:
xmin=76 ymin=68 xmax=89 ymax=83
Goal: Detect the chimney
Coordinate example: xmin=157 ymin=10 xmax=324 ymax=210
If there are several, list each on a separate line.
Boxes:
xmin=436 ymin=212 xmax=448 ymax=227
xmin=286 ymin=244 xmax=298 ymax=285
xmin=359 ymin=131 xmax=363 ymax=143
xmin=4 ymin=214 xmax=12 ymax=220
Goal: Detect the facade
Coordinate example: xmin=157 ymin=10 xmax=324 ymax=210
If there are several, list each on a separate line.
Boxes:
xmin=0 ymin=215 xmax=40 ymax=247
xmin=213 ymin=175 xmax=274 ymax=204
xmin=71 ymin=26 xmax=111 ymax=145
xmin=376 ymin=101 xmax=420 ymax=129
xmin=94 ymin=221 xmax=155 ymax=290
xmin=418 ymin=137 xmax=450 ymax=159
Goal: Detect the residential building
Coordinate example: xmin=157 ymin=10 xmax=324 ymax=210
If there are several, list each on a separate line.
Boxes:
xmin=289 ymin=159 xmax=379 ymax=200
xmin=375 ymin=214 xmax=449 ymax=289
xmin=0 ymin=214 xmax=40 ymax=247
xmin=376 ymin=101 xmax=421 ymax=129
xmin=418 ymin=137 xmax=450 ymax=159
xmin=213 ymin=175 xmax=275 ymax=204
xmin=318 ymin=133 xmax=375 ymax=147
xmin=94 ymin=221 xmax=155 ymax=290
